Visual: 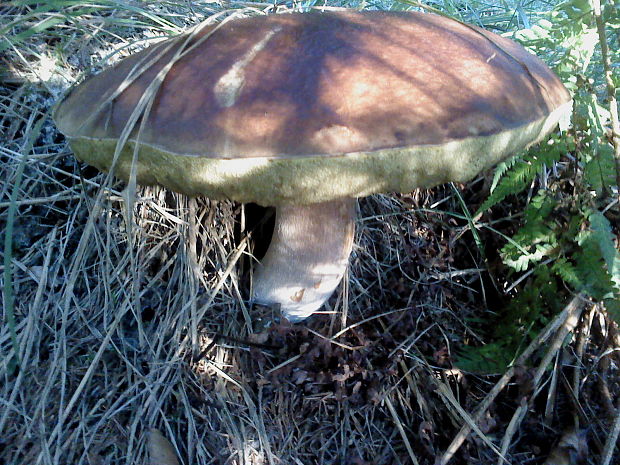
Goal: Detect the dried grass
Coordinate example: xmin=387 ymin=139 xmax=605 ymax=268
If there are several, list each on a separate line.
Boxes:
xmin=1 ymin=2 xmax=619 ymax=465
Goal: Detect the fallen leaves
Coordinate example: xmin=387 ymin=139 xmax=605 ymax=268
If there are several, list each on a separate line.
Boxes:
xmin=250 ymin=320 xmax=402 ymax=404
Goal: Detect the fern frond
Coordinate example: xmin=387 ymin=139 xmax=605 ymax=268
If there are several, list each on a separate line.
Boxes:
xmin=456 ymin=342 xmax=516 ymax=374
xmin=476 ymin=137 xmax=564 ymax=215
xmin=604 ymin=298 xmax=620 ymax=324
xmin=587 ymin=209 xmax=620 ymax=290
xmin=565 ymin=229 xmax=617 ymax=300
xmin=501 ymin=191 xmax=559 ymax=271
xmin=456 ymin=266 xmax=560 ymax=373
xmin=552 ymin=258 xmax=583 ymax=290
xmin=490 ymin=154 xmax=521 ymax=193
xmin=584 ymin=145 xmax=617 ymax=196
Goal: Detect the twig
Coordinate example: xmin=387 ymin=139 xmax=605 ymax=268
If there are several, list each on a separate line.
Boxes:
xmin=592 ymin=0 xmax=620 ymax=192
xmin=194 ymin=333 xmax=281 ymax=360
xmin=497 ymin=296 xmax=585 ymax=463
xmin=543 ymin=351 xmax=561 ymax=424
xmin=435 ymin=379 xmax=505 ymax=460
xmin=601 ymin=406 xmax=620 ymax=465
xmin=573 ymin=305 xmax=595 ymax=399
xmin=497 ymin=398 xmax=528 ymax=465
xmin=438 ymin=294 xmax=586 ymax=465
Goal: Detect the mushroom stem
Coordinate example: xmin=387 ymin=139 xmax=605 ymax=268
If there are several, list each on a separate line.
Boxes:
xmin=252 ymin=198 xmax=356 ymax=322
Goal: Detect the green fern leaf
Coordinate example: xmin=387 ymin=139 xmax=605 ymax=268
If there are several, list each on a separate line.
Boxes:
xmin=501 ymin=191 xmax=558 ymax=271
xmin=477 ymin=138 xmax=563 ymax=215
xmin=587 ymin=210 xmax=620 ymax=290
xmin=456 ymin=266 xmax=560 ymax=373
xmin=552 ymin=258 xmax=583 ymax=289
xmin=604 ymin=298 xmax=620 ymax=324
xmin=584 ymin=145 xmax=617 ymax=197
xmin=456 ymin=342 xmax=516 ymax=374
xmin=490 ymin=155 xmax=520 ymax=193
xmin=568 ymin=230 xmax=618 ymax=301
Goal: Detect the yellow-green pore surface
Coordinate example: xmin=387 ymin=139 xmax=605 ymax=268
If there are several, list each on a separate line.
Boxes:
xmin=56 ymin=10 xmax=572 ymax=206
xmin=68 ymin=103 xmax=569 ymax=205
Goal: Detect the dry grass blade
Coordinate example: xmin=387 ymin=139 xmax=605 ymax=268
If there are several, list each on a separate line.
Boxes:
xmin=1 ymin=3 xmax=618 ymax=465
xmin=0 ymin=227 xmax=56 ymax=433
xmin=35 ymin=301 xmax=133 ymax=464
xmin=3 ymin=113 xmax=46 ymax=367
xmin=385 ymin=396 xmax=420 ymax=465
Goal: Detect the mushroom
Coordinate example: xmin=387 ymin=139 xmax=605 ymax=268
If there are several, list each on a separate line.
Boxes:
xmin=53 ymin=10 xmax=571 ymax=322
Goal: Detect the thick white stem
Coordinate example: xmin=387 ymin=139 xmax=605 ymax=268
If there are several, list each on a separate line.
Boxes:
xmin=252 ymin=198 xmax=356 ymax=322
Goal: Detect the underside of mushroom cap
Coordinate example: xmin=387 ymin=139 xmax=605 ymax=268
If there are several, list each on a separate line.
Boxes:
xmin=65 ymin=103 xmax=569 ymax=206
xmin=54 ymin=10 xmax=571 ymax=206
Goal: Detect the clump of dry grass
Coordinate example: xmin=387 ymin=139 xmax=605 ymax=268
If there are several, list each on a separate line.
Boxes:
xmin=2 ymin=2 xmax=620 ymax=465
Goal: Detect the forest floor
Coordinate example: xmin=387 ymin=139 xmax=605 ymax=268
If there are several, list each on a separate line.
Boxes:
xmin=1 ymin=1 xmax=619 ymax=464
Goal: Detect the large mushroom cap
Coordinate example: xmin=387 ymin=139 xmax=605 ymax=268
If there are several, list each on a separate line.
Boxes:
xmin=54 ymin=10 xmax=571 ymax=206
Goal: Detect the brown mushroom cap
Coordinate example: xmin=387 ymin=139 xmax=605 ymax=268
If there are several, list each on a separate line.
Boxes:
xmin=54 ymin=10 xmax=571 ymax=206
